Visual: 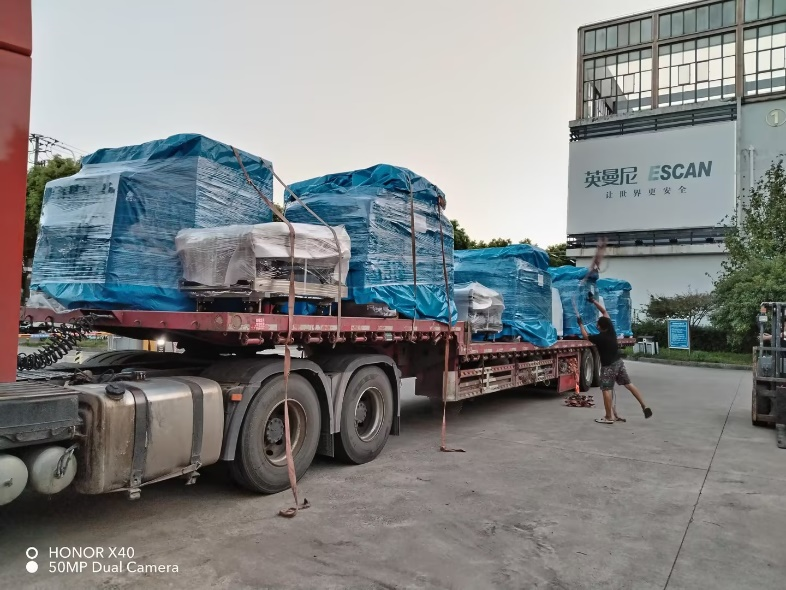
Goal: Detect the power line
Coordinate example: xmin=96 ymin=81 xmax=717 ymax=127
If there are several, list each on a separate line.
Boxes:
xmin=28 ymin=134 xmax=87 ymax=166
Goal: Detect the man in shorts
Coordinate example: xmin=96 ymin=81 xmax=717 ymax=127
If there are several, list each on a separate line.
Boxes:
xmin=577 ymin=294 xmax=653 ymax=425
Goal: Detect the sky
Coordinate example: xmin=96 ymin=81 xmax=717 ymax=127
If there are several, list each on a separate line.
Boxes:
xmin=30 ymin=0 xmax=666 ymax=248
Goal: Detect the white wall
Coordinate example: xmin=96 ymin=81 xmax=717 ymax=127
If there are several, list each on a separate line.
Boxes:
xmin=570 ymin=244 xmax=726 ymax=320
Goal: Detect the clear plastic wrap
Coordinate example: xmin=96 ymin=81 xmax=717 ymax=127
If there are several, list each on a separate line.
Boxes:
xmin=548 ymin=266 xmax=600 ymax=337
xmin=176 ymin=222 xmax=351 ymax=295
xmin=454 ymin=245 xmax=557 ymax=347
xmin=30 ymin=134 xmax=273 ymax=311
xmin=551 ymin=287 xmax=564 ymax=337
xmin=285 ymin=164 xmax=456 ymax=324
xmin=597 ymin=278 xmax=633 ymax=337
xmin=455 ymin=282 xmax=504 ymax=333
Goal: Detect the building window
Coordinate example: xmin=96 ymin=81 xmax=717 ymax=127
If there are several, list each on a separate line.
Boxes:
xmin=744 ymin=22 xmax=786 ymax=94
xmin=660 ymin=1 xmax=736 ymax=39
xmin=584 ymin=18 xmax=653 ymax=54
xmin=583 ymin=49 xmax=653 ymax=118
xmin=745 ymin=0 xmax=786 ymax=22
xmin=658 ymin=33 xmax=736 ymax=106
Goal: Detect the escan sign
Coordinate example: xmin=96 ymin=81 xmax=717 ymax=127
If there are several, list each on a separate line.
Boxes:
xmin=567 ymin=122 xmax=736 ymax=234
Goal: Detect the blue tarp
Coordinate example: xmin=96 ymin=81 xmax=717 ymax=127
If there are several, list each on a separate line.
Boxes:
xmin=597 ymin=278 xmax=633 ymax=336
xmin=454 ymin=245 xmax=557 ymax=347
xmin=548 ymin=266 xmax=600 ymax=337
xmin=30 ymin=134 xmax=273 ymax=311
xmin=285 ymin=164 xmax=456 ymax=324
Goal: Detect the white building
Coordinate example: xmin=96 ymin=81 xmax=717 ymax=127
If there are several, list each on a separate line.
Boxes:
xmin=567 ymin=0 xmax=786 ymax=317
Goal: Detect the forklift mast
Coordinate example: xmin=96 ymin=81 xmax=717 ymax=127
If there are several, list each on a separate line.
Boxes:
xmin=752 ymin=302 xmax=786 ymax=433
xmin=0 ymin=0 xmax=32 ymax=382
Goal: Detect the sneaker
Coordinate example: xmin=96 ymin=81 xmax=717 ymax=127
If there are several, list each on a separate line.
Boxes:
xmin=643 ymin=407 xmax=653 ymax=419
xmin=595 ymin=417 xmax=614 ymax=425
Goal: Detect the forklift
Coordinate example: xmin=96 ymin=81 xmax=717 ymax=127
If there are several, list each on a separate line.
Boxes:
xmin=752 ymin=302 xmax=786 ymax=448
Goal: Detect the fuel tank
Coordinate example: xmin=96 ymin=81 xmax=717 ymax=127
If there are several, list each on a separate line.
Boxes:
xmin=70 ymin=376 xmax=224 ymax=495
xmin=0 ymin=454 xmax=28 ymax=505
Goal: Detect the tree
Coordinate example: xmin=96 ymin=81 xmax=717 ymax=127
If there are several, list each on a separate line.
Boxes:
xmin=451 ymin=219 xmax=473 ymax=250
xmin=450 ymin=220 xmax=513 ymax=249
xmin=712 ymin=161 xmax=786 ymax=346
xmin=271 ymin=202 xmax=285 ymax=221
xmin=482 ymin=238 xmax=512 ymax=248
xmin=712 ymin=257 xmax=786 ymax=347
xmin=723 ymin=161 xmax=786 ymax=269
xmin=643 ymin=290 xmax=714 ymax=328
xmin=25 ymin=156 xmax=82 ymax=261
xmin=545 ymin=242 xmax=574 ymax=267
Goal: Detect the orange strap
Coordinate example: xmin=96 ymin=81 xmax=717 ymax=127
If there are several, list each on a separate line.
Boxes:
xmin=232 ymin=148 xmax=308 ymax=517
xmin=436 ymin=200 xmax=464 ymax=454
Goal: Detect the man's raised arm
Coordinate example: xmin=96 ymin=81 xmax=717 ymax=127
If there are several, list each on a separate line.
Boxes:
xmin=589 ymin=293 xmax=610 ymax=319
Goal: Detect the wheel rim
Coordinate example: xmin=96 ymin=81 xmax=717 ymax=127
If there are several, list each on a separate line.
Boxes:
xmin=354 ymin=387 xmax=385 ymax=443
xmin=584 ymin=355 xmax=593 ymax=384
xmin=263 ymin=400 xmax=307 ymax=466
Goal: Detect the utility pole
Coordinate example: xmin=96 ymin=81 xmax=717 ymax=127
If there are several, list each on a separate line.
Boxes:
xmin=32 ymin=133 xmax=40 ymax=166
xmin=29 ymin=134 xmax=78 ymax=166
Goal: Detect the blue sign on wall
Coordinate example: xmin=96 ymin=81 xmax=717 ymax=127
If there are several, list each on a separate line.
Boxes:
xmin=668 ymin=319 xmax=691 ymax=350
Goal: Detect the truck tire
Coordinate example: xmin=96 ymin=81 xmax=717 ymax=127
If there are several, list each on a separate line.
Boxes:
xmin=579 ymin=350 xmax=593 ymax=392
xmin=591 ymin=348 xmax=601 ymax=387
xmin=231 ymin=374 xmax=321 ymax=494
xmin=335 ymin=367 xmax=394 ymax=465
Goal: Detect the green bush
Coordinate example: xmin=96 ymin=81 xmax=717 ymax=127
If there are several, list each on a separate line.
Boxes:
xmin=632 ymin=321 xmax=757 ymax=354
xmin=625 ymin=347 xmax=751 ymax=366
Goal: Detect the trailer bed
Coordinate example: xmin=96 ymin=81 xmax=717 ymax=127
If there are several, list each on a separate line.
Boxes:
xmin=21 ymin=308 xmax=633 ymax=356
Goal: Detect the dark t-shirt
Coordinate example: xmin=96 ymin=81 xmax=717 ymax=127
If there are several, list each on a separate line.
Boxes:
xmin=589 ymin=329 xmax=620 ymax=367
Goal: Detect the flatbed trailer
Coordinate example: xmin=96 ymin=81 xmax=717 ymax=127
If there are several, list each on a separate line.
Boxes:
xmin=20 ymin=307 xmax=634 ymax=401
xmin=0 ymin=306 xmax=633 ymax=505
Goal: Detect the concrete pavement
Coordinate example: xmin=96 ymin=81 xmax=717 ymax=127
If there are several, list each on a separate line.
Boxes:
xmin=1 ymin=361 xmax=784 ymax=589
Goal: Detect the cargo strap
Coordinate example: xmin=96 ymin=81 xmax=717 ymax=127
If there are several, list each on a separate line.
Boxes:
xmin=170 ymin=377 xmax=204 ymax=469
xmin=126 ymin=384 xmax=150 ymax=492
xmin=266 ymin=164 xmax=345 ymax=347
xmin=436 ymin=199 xmax=464 ymax=454
xmin=567 ymin=357 xmax=580 ymax=394
xmin=232 ymin=148 xmax=310 ymax=518
xmin=581 ymin=237 xmax=608 ymax=285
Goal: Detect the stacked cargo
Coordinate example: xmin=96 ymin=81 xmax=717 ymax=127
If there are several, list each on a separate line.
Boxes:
xmin=285 ymin=164 xmax=456 ymax=324
xmin=30 ymin=134 xmax=273 ymax=311
xmin=548 ymin=266 xmax=600 ymax=337
xmin=454 ymin=245 xmax=557 ymax=347
xmin=597 ymin=278 xmax=634 ymax=336
xmin=176 ymin=223 xmax=351 ymax=298
xmin=454 ymin=282 xmax=504 ymax=334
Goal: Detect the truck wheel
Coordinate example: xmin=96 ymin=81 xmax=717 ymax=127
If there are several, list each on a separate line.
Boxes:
xmin=335 ymin=367 xmax=394 ymax=465
xmin=231 ymin=374 xmax=321 ymax=494
xmin=591 ymin=349 xmax=601 ymax=387
xmin=579 ymin=351 xmax=593 ymax=392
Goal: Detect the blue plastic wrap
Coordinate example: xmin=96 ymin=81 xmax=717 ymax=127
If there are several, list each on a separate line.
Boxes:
xmin=454 ymin=245 xmax=557 ymax=347
xmin=597 ymin=278 xmax=633 ymax=336
xmin=30 ymin=134 xmax=273 ymax=311
xmin=548 ymin=266 xmax=600 ymax=337
xmin=285 ymin=164 xmax=456 ymax=324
